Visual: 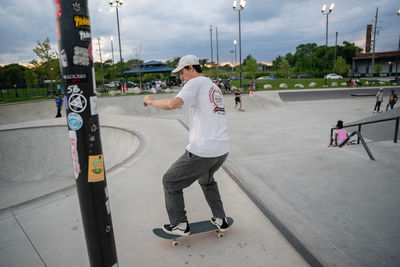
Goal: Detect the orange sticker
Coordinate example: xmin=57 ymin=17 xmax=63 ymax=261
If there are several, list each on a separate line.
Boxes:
xmin=88 ymin=155 xmax=105 ymax=182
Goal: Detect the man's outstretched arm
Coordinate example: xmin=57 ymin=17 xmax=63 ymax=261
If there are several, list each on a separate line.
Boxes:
xmin=143 ymin=95 xmax=183 ymax=110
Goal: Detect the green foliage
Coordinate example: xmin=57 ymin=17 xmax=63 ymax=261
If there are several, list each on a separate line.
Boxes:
xmin=243 ymin=54 xmax=258 ymax=80
xmin=374 ymin=64 xmax=382 ymax=75
xmin=272 ymin=41 xmax=362 ymax=77
xmin=278 ymin=59 xmax=291 ymax=78
xmin=335 ymin=56 xmax=350 ymax=76
xmin=0 ymin=64 xmax=27 ymax=85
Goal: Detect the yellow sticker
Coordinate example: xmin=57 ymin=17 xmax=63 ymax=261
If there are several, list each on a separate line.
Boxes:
xmin=88 ymin=155 xmax=105 ymax=182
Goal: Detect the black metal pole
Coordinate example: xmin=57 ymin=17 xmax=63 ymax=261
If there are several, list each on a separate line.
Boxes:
xmin=53 ymin=1 xmax=118 ymax=266
xmin=238 ymin=10 xmax=242 ymax=89
xmin=116 ymin=6 xmax=124 ymax=90
xmin=394 ymin=117 xmax=399 ymax=143
xmin=324 ymin=13 xmax=328 ymax=86
xmin=210 ymin=25 xmax=213 ymax=66
xmin=395 ymin=35 xmax=400 ymax=81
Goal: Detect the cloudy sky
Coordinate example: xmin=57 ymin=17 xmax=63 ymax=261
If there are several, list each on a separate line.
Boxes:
xmin=0 ymin=0 xmax=398 ymax=66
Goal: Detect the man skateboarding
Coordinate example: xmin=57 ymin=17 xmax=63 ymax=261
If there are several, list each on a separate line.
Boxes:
xmin=143 ymin=55 xmax=230 ymax=237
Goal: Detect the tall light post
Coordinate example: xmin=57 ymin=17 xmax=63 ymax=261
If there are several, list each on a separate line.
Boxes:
xmin=234 ymin=40 xmax=237 ymax=67
xmin=395 ymin=9 xmax=400 ymax=81
xmin=230 ymin=50 xmax=234 ymax=72
xmin=321 ymin=3 xmax=334 ymax=86
xmin=233 ymin=0 xmax=246 ymax=89
xmin=109 ymin=0 xmax=123 ymax=89
xmin=110 ymin=36 xmax=115 ymax=67
xmin=209 ymin=25 xmax=213 ymax=66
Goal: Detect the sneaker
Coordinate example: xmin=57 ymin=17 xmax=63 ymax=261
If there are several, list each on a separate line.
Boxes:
xmin=373 ymin=111 xmax=377 ymax=113
xmin=162 ymin=222 xmax=190 ymax=236
xmin=211 ymin=217 xmax=229 ymax=232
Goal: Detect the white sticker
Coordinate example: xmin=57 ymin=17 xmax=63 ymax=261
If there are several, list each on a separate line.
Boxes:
xmin=90 ymin=96 xmax=98 ymax=115
xmin=69 ymin=93 xmax=87 ymax=113
xmin=69 ymin=130 xmax=80 ymax=179
xmin=60 ymin=49 xmax=68 ymax=68
xmin=104 ymin=186 xmax=109 ymax=199
xmin=92 ymin=67 xmax=97 ymax=94
xmin=73 ymin=46 xmax=90 ymax=66
xmin=105 ymin=199 xmax=111 ymax=215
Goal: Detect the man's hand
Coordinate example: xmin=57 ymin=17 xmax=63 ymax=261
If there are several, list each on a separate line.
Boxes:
xmin=143 ymin=95 xmax=154 ymax=107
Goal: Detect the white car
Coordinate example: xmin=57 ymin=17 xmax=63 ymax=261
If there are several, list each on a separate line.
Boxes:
xmin=324 ymin=73 xmax=343 ymax=79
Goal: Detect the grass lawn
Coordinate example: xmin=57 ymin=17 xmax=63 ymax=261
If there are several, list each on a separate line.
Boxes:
xmin=230 ymin=78 xmax=392 ymax=91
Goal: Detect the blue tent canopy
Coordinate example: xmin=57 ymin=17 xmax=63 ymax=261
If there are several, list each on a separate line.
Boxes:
xmin=123 ymin=61 xmax=174 ymax=75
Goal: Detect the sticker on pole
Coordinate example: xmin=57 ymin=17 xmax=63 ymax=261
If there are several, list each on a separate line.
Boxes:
xmin=88 ymin=155 xmax=105 ymax=183
xmin=90 ymin=96 xmax=98 ymax=115
xmin=69 ymin=130 xmax=80 ymax=179
xmin=68 ymin=112 xmax=83 ymax=131
xmin=69 ymin=93 xmax=87 ymax=113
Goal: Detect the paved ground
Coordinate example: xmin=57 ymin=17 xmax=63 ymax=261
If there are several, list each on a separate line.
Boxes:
xmin=0 ymin=86 xmax=399 ymax=266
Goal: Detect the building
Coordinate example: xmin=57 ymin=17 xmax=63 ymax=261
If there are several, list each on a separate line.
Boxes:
xmin=352 ymin=24 xmax=400 ymax=78
xmin=352 ymin=51 xmax=399 ymax=77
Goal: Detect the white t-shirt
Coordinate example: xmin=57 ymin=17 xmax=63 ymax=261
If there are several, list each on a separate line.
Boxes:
xmin=176 ymin=76 xmax=229 ymax=157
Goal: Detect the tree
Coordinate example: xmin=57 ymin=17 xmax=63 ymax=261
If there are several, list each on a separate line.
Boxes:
xmin=243 ymin=54 xmax=258 ymax=80
xmin=31 ymin=38 xmax=59 ymax=90
xmin=0 ymin=64 xmax=27 ymax=85
xmin=335 ymin=56 xmax=350 ymax=76
xmin=374 ymin=64 xmax=382 ymax=76
xmin=278 ymin=59 xmax=291 ymax=78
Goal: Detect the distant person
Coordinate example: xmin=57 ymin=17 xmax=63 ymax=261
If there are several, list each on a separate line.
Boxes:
xmin=373 ymin=88 xmax=384 ymax=113
xmin=235 ymin=90 xmax=243 ymax=111
xmin=386 ymin=90 xmax=398 ymax=111
xmin=329 ymin=120 xmax=349 ymax=147
xmin=224 ymin=80 xmax=231 ymax=94
xmin=55 ymin=94 xmax=63 ymax=118
xmin=151 ymin=83 xmax=157 ymax=94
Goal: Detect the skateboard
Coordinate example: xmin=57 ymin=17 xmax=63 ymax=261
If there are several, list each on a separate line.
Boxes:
xmin=153 ymin=217 xmax=234 ymax=247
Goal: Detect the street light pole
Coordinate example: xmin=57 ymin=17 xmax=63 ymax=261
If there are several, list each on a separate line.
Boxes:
xmin=209 ymin=25 xmax=213 ymax=66
xmin=109 ymin=0 xmax=123 ymax=90
xmin=233 ymin=0 xmax=246 ymax=90
xmin=321 ymin=3 xmax=334 ymax=86
xmin=230 ymin=50 xmax=234 ymax=72
xmin=234 ymin=40 xmax=237 ymax=67
xmin=395 ymin=9 xmax=400 ymax=81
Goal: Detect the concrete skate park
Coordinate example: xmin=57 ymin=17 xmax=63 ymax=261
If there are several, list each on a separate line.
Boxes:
xmin=1 ymin=86 xmax=399 ymax=266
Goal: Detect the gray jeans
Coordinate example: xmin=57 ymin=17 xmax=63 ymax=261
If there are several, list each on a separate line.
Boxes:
xmin=163 ymin=150 xmax=228 ymax=225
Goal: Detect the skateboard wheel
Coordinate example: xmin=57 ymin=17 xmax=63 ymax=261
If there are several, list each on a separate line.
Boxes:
xmin=172 ymin=240 xmax=179 ymax=247
xmin=217 ymin=232 xmax=224 ymax=239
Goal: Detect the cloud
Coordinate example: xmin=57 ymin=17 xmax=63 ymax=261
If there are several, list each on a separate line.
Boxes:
xmin=0 ymin=0 xmax=399 ymax=65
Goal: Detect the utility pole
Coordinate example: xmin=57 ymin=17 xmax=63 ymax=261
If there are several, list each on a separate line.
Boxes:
xmin=209 ymin=25 xmax=213 ymax=66
xmin=97 ymin=37 xmax=104 ymax=88
xmin=333 ymin=32 xmax=338 ymax=73
xmin=52 ymin=1 xmax=118 ymax=266
xmin=216 ymin=27 xmax=219 ymax=78
xmin=371 ymin=7 xmax=378 ymax=77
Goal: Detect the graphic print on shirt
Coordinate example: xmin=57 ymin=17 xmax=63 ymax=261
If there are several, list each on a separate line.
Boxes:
xmin=208 ymin=86 xmax=225 ymax=114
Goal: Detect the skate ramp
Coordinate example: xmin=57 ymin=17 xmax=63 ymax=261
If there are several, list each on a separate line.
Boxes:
xmin=0 ymin=125 xmax=140 ymax=210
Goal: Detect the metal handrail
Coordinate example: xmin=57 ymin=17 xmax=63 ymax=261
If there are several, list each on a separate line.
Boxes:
xmin=338 ymin=131 xmax=375 ymax=160
xmin=330 ymin=116 xmax=400 ymax=144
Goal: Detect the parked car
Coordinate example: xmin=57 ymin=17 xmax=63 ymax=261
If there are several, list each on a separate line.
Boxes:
xmin=289 ymin=74 xmax=315 ymax=78
xmin=353 ymin=72 xmax=361 ymax=78
xmin=126 ymin=81 xmax=137 ymax=88
xmin=104 ymin=81 xmax=120 ymax=88
xmin=257 ymin=76 xmax=277 ymax=80
xmin=298 ymin=74 xmax=315 ymax=78
xmin=324 ymin=73 xmax=343 ymax=79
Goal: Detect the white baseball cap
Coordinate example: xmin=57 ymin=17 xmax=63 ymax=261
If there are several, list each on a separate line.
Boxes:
xmin=171 ymin=55 xmax=200 ymax=73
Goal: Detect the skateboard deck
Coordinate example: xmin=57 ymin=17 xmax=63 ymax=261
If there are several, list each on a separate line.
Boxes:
xmin=153 ymin=217 xmax=234 ymax=247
